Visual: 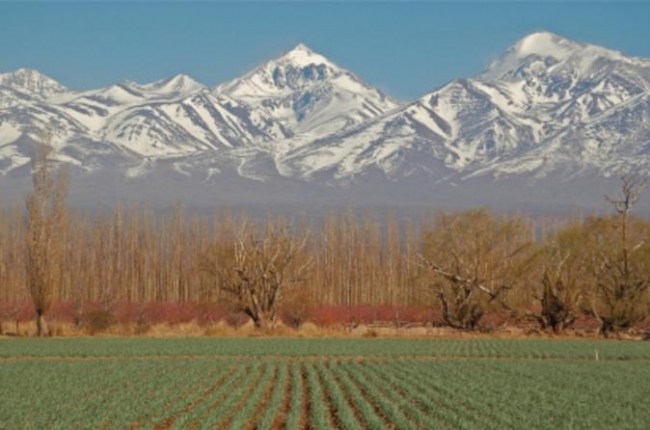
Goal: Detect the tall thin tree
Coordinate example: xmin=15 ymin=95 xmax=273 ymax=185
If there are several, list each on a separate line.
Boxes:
xmin=24 ymin=142 xmax=68 ymax=337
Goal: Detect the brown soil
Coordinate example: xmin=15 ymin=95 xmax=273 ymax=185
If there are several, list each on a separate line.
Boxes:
xmin=272 ymin=365 xmax=293 ymax=430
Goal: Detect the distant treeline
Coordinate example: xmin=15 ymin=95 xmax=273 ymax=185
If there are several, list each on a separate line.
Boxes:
xmin=1 ymin=150 xmax=650 ymax=336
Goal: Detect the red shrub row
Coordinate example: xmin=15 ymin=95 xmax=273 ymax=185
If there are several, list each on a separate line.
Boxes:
xmin=1 ymin=301 xmax=438 ymax=327
xmin=0 ymin=301 xmax=229 ymax=326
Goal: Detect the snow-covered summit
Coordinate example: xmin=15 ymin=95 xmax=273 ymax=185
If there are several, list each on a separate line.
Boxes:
xmin=277 ymin=43 xmax=336 ymax=69
xmin=512 ymin=32 xmax=581 ymax=60
xmin=215 ymin=43 xmax=341 ymax=98
xmin=480 ymin=31 xmax=648 ymax=82
xmin=0 ymin=68 xmax=69 ymax=99
xmin=133 ymin=74 xmax=205 ymax=98
xmin=481 ymin=32 xmax=584 ymax=80
xmin=215 ymin=43 xmax=399 ymax=136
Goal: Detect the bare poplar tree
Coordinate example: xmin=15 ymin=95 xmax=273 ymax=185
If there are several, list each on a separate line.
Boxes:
xmin=24 ymin=143 xmax=68 ymax=336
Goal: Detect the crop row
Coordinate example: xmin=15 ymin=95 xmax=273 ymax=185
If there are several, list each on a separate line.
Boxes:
xmin=1 ymin=357 xmax=649 ymax=429
xmin=3 ymin=338 xmax=650 ymax=360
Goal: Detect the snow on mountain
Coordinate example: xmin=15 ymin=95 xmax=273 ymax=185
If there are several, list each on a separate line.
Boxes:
xmin=0 ymin=69 xmax=292 ymax=167
xmin=100 ymin=92 xmax=289 ymax=157
xmin=481 ymin=32 xmax=584 ymax=81
xmin=0 ymin=86 xmax=39 ymax=109
xmin=47 ymin=76 xmax=207 ymax=136
xmin=2 ymin=33 xmax=650 ymax=206
xmin=127 ymin=74 xmax=206 ymax=100
xmin=466 ymin=32 xmax=650 ymax=177
xmin=0 ymin=68 xmax=69 ymax=100
xmin=276 ymin=32 xmax=650 ymax=182
xmin=276 ymin=78 xmax=527 ymax=179
xmin=0 ymin=69 xmax=70 ymax=113
xmin=215 ymin=44 xmax=399 ymax=136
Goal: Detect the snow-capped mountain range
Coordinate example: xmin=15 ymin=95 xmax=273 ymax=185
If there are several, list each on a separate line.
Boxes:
xmin=2 ymin=32 xmax=650 ymax=211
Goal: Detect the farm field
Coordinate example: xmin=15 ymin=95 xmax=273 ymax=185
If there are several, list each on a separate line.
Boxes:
xmin=1 ymin=339 xmax=649 ymax=429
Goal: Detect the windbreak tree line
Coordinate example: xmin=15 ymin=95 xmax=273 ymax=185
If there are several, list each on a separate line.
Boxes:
xmin=1 ymin=147 xmax=650 ymax=336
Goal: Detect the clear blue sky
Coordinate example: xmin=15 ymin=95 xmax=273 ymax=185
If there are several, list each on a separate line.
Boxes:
xmin=1 ymin=1 xmax=649 ymax=101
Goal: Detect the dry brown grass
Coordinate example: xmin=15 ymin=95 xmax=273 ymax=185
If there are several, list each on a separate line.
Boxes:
xmin=2 ymin=318 xmax=632 ymax=340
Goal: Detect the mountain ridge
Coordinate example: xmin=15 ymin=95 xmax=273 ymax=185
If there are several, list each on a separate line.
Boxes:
xmin=2 ymin=33 xmax=650 ymax=212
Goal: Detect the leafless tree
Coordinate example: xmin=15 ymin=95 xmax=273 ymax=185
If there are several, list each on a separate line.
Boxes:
xmin=587 ymin=174 xmax=650 ymax=335
xmin=534 ymin=249 xmax=583 ymax=333
xmin=201 ymin=217 xmax=311 ymax=329
xmin=24 ymin=143 xmax=68 ymax=336
xmin=419 ymin=209 xmax=536 ymax=330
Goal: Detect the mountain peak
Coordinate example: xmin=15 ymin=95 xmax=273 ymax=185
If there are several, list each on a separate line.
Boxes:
xmin=155 ymin=73 xmax=203 ymax=90
xmin=11 ymin=68 xmax=40 ymax=77
xmin=0 ymin=68 xmax=68 ymax=98
xmin=481 ymin=31 xmax=584 ymax=80
xmin=290 ymin=43 xmax=312 ymax=53
xmin=130 ymin=73 xmax=205 ymax=98
xmin=276 ymin=43 xmax=335 ymax=69
xmin=214 ymin=43 xmax=341 ymax=97
xmin=213 ymin=42 xmax=397 ymax=137
xmin=512 ymin=32 xmax=582 ymax=60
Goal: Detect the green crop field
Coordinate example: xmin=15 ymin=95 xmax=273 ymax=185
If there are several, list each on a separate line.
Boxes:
xmin=1 ymin=339 xmax=649 ymax=429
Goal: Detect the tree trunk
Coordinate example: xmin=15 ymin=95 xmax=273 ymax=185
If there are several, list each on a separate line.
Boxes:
xmin=253 ymin=311 xmax=277 ymax=330
xmin=73 ymin=300 xmax=84 ymax=328
xmin=36 ymin=310 xmax=50 ymax=337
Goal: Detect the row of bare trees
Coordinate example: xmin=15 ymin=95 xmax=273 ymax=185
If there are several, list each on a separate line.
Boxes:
xmin=417 ymin=176 xmax=650 ymax=336
xmin=1 ymin=149 xmax=649 ymax=336
xmin=0 ymin=205 xmax=423 ymax=332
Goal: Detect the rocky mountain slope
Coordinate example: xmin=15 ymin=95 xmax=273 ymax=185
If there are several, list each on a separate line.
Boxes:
xmin=2 ymin=33 xmax=650 ymax=211
xmin=278 ymin=32 xmax=650 ymax=182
